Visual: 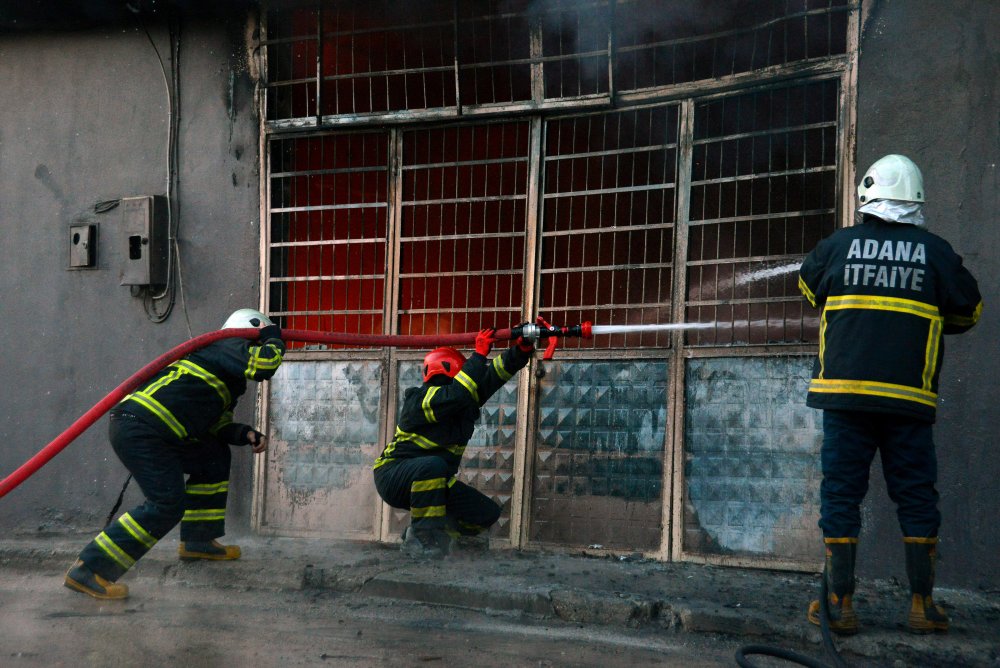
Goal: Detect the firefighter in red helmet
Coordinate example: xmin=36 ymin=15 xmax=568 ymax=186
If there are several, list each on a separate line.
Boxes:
xmin=373 ymin=328 xmax=534 ymax=558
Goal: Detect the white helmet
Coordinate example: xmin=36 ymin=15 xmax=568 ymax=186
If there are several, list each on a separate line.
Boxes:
xmin=857 ymin=154 xmax=924 ymax=204
xmin=222 ymin=308 xmax=274 ymax=329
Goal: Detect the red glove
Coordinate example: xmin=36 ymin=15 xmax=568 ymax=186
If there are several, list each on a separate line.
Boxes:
xmin=475 ymin=328 xmax=496 ymax=356
xmin=516 ymin=336 xmax=534 ymax=353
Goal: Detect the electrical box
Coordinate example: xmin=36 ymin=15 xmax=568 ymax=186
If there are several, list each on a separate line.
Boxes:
xmin=120 ymin=195 xmax=168 ymax=286
xmin=69 ymin=224 xmax=97 ymax=268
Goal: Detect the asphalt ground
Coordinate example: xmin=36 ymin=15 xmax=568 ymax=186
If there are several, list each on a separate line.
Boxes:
xmin=1 ymin=532 xmax=997 ymax=666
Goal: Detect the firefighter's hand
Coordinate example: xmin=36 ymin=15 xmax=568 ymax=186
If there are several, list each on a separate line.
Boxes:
xmin=516 ymin=336 xmax=535 ymax=353
xmin=475 ymin=328 xmax=496 ymax=356
xmin=246 ymin=428 xmax=269 ymax=454
xmin=259 ymin=324 xmax=282 ymax=342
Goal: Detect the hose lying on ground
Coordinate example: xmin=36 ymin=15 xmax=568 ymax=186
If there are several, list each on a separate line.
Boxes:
xmin=734 ymin=574 xmax=848 ymax=668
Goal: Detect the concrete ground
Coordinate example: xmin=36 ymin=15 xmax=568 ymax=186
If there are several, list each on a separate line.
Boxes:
xmin=1 ymin=532 xmax=997 ymax=667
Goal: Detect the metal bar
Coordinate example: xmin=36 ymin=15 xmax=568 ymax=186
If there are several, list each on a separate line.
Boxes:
xmin=542 ymin=182 xmax=676 ymax=199
xmin=401 ymin=194 xmax=527 ymax=206
xmin=689 ymin=208 xmax=834 ymax=226
xmin=545 ymin=143 xmax=679 ymax=161
xmin=252 ymin=5 xmax=272 ymax=534
xmin=453 ymin=0 xmax=462 ymax=115
xmin=614 ymin=5 xmax=852 ymax=53
xmin=315 ymin=8 xmax=323 ymax=122
xmin=396 ymin=231 xmax=523 ymax=243
xmin=692 ymin=164 xmax=835 ymax=186
xmin=269 ymin=274 xmax=385 ymax=282
xmin=692 ymin=120 xmax=836 ymax=146
xmin=271 ymin=202 xmax=388 ymax=213
xmin=543 ymin=222 xmax=674 ymax=237
xmin=512 ymin=116 xmax=544 ymax=549
xmin=540 ymin=261 xmax=672 ymax=273
xmin=401 ymin=155 xmax=525 ymax=170
xmin=667 ymin=98 xmax=695 ymax=562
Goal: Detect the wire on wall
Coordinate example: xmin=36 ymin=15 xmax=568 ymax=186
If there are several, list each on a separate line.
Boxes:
xmin=135 ymin=7 xmax=193 ymax=337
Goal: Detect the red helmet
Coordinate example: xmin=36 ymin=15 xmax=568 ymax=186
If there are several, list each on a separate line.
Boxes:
xmin=422 ymin=347 xmax=466 ymax=382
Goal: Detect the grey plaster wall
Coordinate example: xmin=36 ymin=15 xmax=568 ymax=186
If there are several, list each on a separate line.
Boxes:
xmin=0 ymin=14 xmax=261 ymax=537
xmin=854 ymin=0 xmax=999 ymax=589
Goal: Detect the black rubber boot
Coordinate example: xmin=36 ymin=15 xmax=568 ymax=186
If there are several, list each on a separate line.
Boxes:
xmin=807 ymin=538 xmax=859 ymax=635
xmin=64 ymin=560 xmax=129 ymax=600
xmin=178 ymin=539 xmax=241 ymax=561
xmin=400 ymin=526 xmax=452 ymax=559
xmin=905 ymin=537 xmax=949 ymax=634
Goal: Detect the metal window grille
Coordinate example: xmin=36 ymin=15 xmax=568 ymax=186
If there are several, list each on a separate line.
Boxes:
xmin=398 ymin=122 xmax=531 ymax=335
xmin=615 ymin=0 xmax=850 ymax=89
xmin=263 ymin=1 xmax=849 ymax=126
xmin=684 ymin=79 xmax=839 ymax=345
xmin=540 ymin=106 xmax=679 ymax=349
xmin=268 ymin=131 xmax=390 ymax=344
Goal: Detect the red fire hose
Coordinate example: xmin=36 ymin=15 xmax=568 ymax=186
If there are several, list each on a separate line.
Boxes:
xmin=0 ymin=321 xmax=590 ymax=500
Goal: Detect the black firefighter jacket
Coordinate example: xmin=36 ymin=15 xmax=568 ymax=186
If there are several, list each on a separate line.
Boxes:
xmin=118 ymin=337 xmax=286 ymax=444
xmin=374 ymin=344 xmax=531 ymax=476
xmin=798 ymin=215 xmax=982 ymax=422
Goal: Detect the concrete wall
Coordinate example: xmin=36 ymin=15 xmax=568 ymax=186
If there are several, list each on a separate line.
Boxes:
xmin=0 ymin=12 xmax=261 ymax=537
xmin=855 ymin=0 xmax=999 ymax=589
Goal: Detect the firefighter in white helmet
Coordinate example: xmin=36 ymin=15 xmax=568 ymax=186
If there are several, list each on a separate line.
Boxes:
xmin=798 ymin=155 xmax=982 ymax=634
xmin=65 ymin=309 xmax=285 ymax=599
xmin=373 ymin=328 xmax=534 ymax=558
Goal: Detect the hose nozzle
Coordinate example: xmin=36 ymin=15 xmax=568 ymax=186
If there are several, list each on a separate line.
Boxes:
xmin=511 ymin=318 xmax=593 ymax=359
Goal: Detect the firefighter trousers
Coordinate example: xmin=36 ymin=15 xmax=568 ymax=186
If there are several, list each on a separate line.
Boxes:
xmin=374 ymin=456 xmax=501 ymax=535
xmin=819 ymin=409 xmax=940 ymax=539
xmin=77 ymin=412 xmax=232 ymax=581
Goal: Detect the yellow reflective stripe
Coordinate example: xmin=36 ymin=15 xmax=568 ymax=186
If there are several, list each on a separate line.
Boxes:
xmin=825 ymin=295 xmax=941 ymax=320
xmin=809 ymin=378 xmax=937 ymax=408
xmin=798 ymin=275 xmax=818 ymax=308
xmin=255 ymin=344 xmax=284 ymax=369
xmin=142 ymin=366 xmax=185 ymax=395
xmin=411 ymin=505 xmax=446 ymax=519
xmin=182 ymin=509 xmax=226 ymax=521
xmin=944 ymin=300 xmax=983 ymax=327
xmin=491 ymin=355 xmax=512 ymax=381
xmin=394 ymin=427 xmax=465 ymax=457
xmin=245 ymin=344 xmax=283 ymax=378
xmin=186 ymin=481 xmax=229 ymax=495
xmin=411 ymin=477 xmax=448 ymax=493
xmin=818 ymin=311 xmax=828 ymax=379
xmin=126 ymin=392 xmax=187 ymax=438
xmin=903 ymin=536 xmax=938 ymax=544
xmin=174 ymin=360 xmax=231 ymax=406
xmin=922 ymin=319 xmax=942 ymax=391
xmin=118 ymin=513 xmax=157 ymax=549
xmin=823 ymin=537 xmax=859 ymax=544
xmin=422 ymin=386 xmax=441 ymax=423
xmin=454 ymin=370 xmax=479 ymax=403
xmin=95 ymin=532 xmax=135 ymax=569
xmin=448 ymin=478 xmax=458 ymax=488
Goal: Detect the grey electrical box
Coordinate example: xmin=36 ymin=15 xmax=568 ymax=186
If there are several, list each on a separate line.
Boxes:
xmin=69 ymin=223 xmax=97 ymax=268
xmin=120 ymin=195 xmax=168 ymax=286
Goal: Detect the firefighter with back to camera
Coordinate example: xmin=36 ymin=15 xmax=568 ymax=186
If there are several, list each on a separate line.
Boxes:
xmin=64 ymin=309 xmax=285 ymax=599
xmin=798 ymin=154 xmax=982 ymax=635
xmin=373 ymin=327 xmax=534 ymax=558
